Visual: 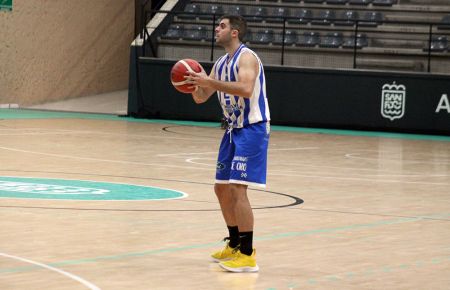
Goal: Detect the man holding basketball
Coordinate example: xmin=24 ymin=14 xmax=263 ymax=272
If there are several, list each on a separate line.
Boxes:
xmin=186 ymin=15 xmax=270 ymax=273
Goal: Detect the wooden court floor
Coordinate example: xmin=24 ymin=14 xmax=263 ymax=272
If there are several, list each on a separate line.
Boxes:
xmin=0 ymin=110 xmax=449 ymax=290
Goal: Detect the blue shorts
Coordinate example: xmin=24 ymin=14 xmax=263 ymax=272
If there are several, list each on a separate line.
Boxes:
xmin=215 ymin=122 xmax=270 ymax=188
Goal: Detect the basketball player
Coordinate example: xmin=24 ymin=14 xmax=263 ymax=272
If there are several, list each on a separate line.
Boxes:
xmin=186 ymin=15 xmax=270 ymax=273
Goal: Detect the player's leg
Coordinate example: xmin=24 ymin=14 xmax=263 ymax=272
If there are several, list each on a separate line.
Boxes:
xmin=230 ymin=183 xmax=253 ymax=255
xmin=214 ymin=183 xmax=236 ymax=227
xmin=219 ymin=183 xmax=258 ymax=272
xmin=211 ymin=184 xmax=240 ymax=262
xmin=211 ymin=132 xmax=240 ymax=262
xmin=219 ymin=123 xmax=269 ymax=272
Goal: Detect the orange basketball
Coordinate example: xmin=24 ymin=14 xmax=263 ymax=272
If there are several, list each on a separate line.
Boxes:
xmin=170 ymin=59 xmax=203 ymax=94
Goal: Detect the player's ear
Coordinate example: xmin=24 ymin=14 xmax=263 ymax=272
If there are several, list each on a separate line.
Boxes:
xmin=231 ymin=29 xmax=239 ymax=39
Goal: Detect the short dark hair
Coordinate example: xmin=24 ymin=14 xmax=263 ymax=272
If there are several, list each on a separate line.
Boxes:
xmin=219 ymin=15 xmax=247 ymax=42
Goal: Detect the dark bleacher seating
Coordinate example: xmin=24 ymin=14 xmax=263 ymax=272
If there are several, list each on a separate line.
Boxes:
xmin=342 ymin=33 xmax=369 ymax=48
xmin=360 ymin=11 xmax=384 ymax=27
xmin=298 ymin=31 xmax=321 ymax=47
xmin=311 ymin=10 xmax=336 ymax=25
xmin=335 ymin=10 xmax=359 ymax=26
xmin=227 ymin=6 xmax=246 ymax=16
xmin=348 ymin=0 xmax=373 ymax=5
xmin=437 ymin=15 xmax=450 ymax=30
xmin=274 ymin=30 xmax=298 ymax=46
xmin=183 ymin=25 xmax=208 ymax=41
xmin=251 ymin=29 xmax=274 ymax=44
xmin=248 ymin=6 xmax=267 ymax=22
xmin=156 ymin=0 xmax=450 ymax=75
xmin=288 ymin=9 xmax=313 ymax=24
xmin=326 ymin=0 xmax=348 ymax=4
xmin=161 ymin=24 xmax=184 ymax=40
xmin=243 ymin=28 xmax=252 ymax=42
xmin=373 ymin=0 xmax=397 ymax=6
xmin=267 ymin=7 xmax=289 ymax=23
xmin=320 ymin=32 xmax=344 ymax=48
xmin=425 ymin=35 xmax=448 ymax=52
xmin=199 ymin=4 xmax=224 ymax=20
xmin=179 ymin=4 xmax=201 ymax=19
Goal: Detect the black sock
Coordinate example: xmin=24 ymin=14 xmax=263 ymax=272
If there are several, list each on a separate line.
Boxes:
xmin=239 ymin=231 xmax=253 ymax=256
xmin=227 ymin=225 xmax=240 ymax=248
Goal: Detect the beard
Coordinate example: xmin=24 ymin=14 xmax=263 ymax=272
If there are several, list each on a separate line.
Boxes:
xmin=216 ymin=33 xmax=232 ymax=47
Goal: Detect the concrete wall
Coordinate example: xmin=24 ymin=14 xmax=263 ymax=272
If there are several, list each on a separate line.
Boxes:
xmin=0 ymin=0 xmax=134 ymax=106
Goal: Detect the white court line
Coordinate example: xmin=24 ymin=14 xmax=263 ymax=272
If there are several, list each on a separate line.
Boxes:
xmin=184 ymin=158 xmax=449 ymax=185
xmin=269 ymin=167 xmax=449 ymax=178
xmin=0 ymin=127 xmax=215 ymax=142
xmin=159 ymin=147 xmax=319 ymax=158
xmin=345 ymin=153 xmax=450 ymax=165
xmin=186 ymin=158 xmax=449 ymax=178
xmin=0 ymin=252 xmax=100 ymax=290
xmin=268 ymin=171 xmax=449 ymax=186
xmin=157 ymin=151 xmax=217 ymax=157
xmin=0 ymin=132 xmax=68 ymax=136
xmin=185 ymin=157 xmax=215 ymax=165
xmin=2 ymin=143 xmax=447 ymax=185
xmin=270 ymin=161 xmax=449 ymax=176
xmin=181 ymin=147 xmax=320 ymax=165
xmin=269 ymin=147 xmax=319 ymax=151
xmin=0 ymin=146 xmax=213 ymax=171
xmin=183 ymin=155 xmax=449 ymax=185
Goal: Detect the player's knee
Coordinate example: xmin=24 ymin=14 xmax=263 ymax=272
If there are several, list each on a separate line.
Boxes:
xmin=214 ymin=183 xmax=229 ymax=196
xmin=229 ymin=184 xmax=248 ymax=199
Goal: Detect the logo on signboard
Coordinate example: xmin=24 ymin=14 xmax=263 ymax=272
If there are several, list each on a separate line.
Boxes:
xmin=381 ymin=81 xmax=406 ymax=121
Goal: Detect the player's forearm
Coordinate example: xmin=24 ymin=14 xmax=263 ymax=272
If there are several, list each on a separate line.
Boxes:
xmin=192 ymin=87 xmax=211 ymax=104
xmin=208 ymin=79 xmax=253 ymax=98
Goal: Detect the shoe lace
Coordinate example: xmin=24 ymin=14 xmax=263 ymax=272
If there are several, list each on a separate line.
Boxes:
xmin=222 ymin=237 xmax=240 ymax=253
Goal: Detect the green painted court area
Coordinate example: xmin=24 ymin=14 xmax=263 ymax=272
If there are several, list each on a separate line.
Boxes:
xmin=0 ymin=177 xmax=187 ymax=200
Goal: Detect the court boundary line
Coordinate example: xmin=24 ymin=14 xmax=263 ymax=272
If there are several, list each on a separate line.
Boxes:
xmin=0 ymin=252 xmax=101 ymax=290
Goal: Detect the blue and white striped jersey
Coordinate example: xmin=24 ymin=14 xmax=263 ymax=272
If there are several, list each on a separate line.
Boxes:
xmin=213 ymin=44 xmax=270 ymax=128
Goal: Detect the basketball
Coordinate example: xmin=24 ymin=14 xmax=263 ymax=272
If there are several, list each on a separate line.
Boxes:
xmin=170 ymin=59 xmax=203 ymax=94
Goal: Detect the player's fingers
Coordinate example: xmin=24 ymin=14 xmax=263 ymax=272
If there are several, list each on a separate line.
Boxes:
xmin=184 ymin=78 xmax=196 ymax=85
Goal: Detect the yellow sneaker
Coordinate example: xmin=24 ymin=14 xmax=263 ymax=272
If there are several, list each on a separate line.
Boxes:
xmin=219 ymin=249 xmax=259 ymax=273
xmin=211 ymin=242 xmax=239 ymax=262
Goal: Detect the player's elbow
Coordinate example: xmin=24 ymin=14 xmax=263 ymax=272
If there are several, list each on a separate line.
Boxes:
xmin=193 ymin=98 xmax=205 ymax=104
xmin=192 ymin=94 xmax=207 ymax=104
xmin=241 ymin=85 xmax=254 ymax=98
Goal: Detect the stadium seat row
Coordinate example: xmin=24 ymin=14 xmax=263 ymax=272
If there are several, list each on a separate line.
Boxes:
xmin=180 ymin=4 xmax=384 ymax=27
xmin=230 ymin=0 xmax=397 ymax=6
xmin=161 ymin=24 xmax=370 ymax=48
xmin=161 ymin=24 xmax=449 ymax=52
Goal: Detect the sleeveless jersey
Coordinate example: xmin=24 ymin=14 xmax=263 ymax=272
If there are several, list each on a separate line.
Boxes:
xmin=213 ymin=44 xmax=270 ymax=128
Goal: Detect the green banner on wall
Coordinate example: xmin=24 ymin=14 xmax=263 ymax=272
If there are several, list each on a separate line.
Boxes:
xmin=0 ymin=0 xmax=12 ymax=11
